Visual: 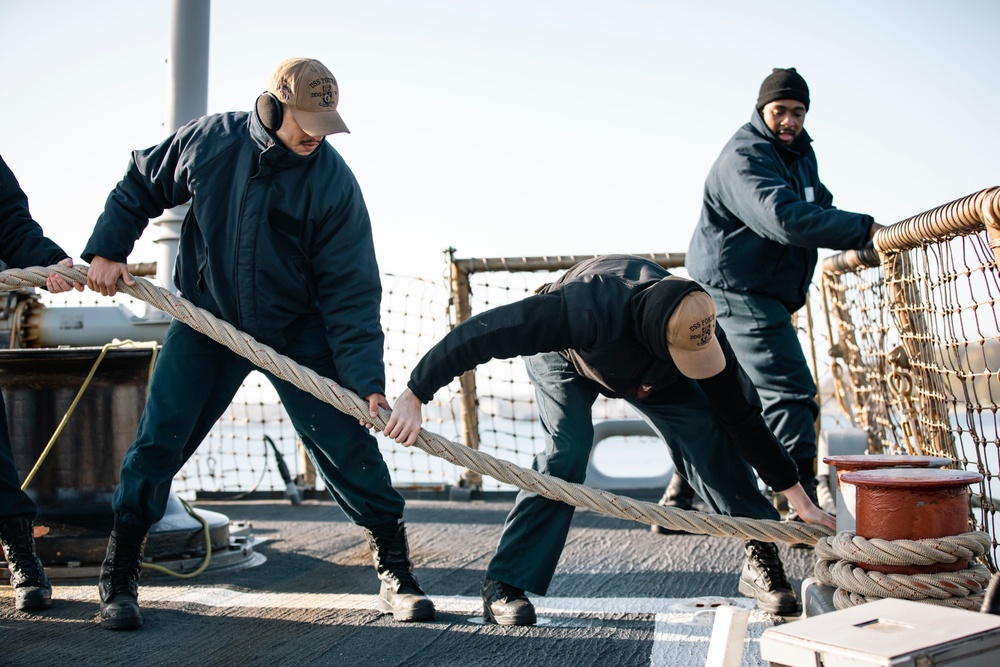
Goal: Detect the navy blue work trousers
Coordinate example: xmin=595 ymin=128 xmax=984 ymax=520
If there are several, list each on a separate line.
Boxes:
xmin=485 ymin=351 xmax=779 ymax=595
xmin=113 ymin=319 xmax=404 ymax=530
xmin=0 ymin=391 xmax=38 ymax=522
xmin=703 ymin=286 xmax=819 ymax=465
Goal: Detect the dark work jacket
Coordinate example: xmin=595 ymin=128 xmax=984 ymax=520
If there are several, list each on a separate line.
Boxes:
xmin=83 ymin=108 xmax=385 ymax=397
xmin=687 ymin=110 xmax=874 ymax=312
xmin=0 ymin=154 xmax=69 ymax=269
xmin=408 ymin=254 xmax=797 ymax=490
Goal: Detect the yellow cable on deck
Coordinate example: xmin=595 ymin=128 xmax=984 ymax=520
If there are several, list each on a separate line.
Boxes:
xmin=19 ymin=339 xmax=157 ymax=490
xmin=17 ymin=337 xmax=210 ymax=579
xmin=141 ymin=496 xmax=213 ymax=579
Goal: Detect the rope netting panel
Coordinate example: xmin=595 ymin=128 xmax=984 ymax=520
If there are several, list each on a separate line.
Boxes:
xmin=823 ymin=262 xmax=908 ymax=453
xmin=823 ymin=187 xmax=1000 ymax=572
xmin=34 ymin=271 xmax=464 ymax=495
xmin=28 ymin=254 xmax=846 ymax=497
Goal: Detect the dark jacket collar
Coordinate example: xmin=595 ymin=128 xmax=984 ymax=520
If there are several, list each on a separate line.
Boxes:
xmin=248 ymin=103 xmax=323 ymax=171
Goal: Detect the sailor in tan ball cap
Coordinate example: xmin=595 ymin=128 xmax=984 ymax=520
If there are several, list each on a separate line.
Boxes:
xmin=384 ymin=253 xmax=835 ymax=624
xmin=83 ymin=56 xmax=434 ymax=630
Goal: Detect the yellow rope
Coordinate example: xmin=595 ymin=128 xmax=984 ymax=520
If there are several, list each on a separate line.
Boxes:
xmin=141 ymin=496 xmax=213 ymax=579
xmin=14 ymin=335 xmax=207 ymax=579
xmin=19 ymin=339 xmax=157 ymax=490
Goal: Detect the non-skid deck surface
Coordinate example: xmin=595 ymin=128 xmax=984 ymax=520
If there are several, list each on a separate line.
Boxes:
xmin=2 ymin=499 xmax=816 ymax=667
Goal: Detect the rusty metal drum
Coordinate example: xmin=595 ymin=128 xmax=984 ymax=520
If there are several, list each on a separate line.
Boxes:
xmin=839 ymin=467 xmax=983 ymax=574
xmin=823 ymin=454 xmax=952 ymax=532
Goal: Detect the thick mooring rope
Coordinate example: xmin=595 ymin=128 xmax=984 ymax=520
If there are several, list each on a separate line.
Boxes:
xmin=4 ymin=265 xmax=992 ymax=609
xmin=813 ymin=531 xmax=993 ymax=610
xmin=0 ymin=264 xmax=828 ymax=546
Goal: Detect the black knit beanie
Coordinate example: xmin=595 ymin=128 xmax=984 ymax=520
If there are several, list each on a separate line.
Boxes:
xmin=756 ymin=67 xmax=810 ymax=111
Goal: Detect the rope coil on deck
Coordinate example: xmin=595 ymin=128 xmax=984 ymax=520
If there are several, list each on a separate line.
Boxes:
xmin=813 ymin=531 xmax=993 ymax=610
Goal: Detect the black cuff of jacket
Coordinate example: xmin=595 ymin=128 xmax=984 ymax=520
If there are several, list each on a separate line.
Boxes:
xmin=407 ymin=380 xmax=433 ymax=405
xmin=862 ymin=215 xmax=877 ymax=246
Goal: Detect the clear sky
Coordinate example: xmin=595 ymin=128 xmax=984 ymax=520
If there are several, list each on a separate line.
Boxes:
xmin=1 ymin=0 xmax=998 ymax=282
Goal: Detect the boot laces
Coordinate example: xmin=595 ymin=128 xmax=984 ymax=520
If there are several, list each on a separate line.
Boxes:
xmin=490 ymin=580 xmax=528 ymax=603
xmin=382 ymin=554 xmax=419 ymax=590
xmin=1 ymin=532 xmax=45 ymax=584
xmin=109 ymin=559 xmax=142 ymax=594
xmin=105 ymin=540 xmax=144 ymax=595
xmin=747 ymin=540 xmax=787 ymax=588
xmin=369 ymin=532 xmax=421 ymax=592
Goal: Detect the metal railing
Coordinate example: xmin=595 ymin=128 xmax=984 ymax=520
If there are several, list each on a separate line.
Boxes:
xmin=822 ymin=187 xmax=1000 ymax=569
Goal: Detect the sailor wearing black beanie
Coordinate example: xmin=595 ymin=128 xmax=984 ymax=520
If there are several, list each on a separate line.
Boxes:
xmin=684 ymin=66 xmax=883 ymax=540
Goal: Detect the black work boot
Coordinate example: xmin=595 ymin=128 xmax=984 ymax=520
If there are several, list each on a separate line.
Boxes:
xmin=651 ymin=471 xmax=696 ymax=536
xmin=481 ymin=577 xmax=536 ymax=626
xmin=364 ymin=521 xmax=435 ymax=622
xmin=0 ymin=518 xmax=52 ymax=612
xmin=98 ymin=527 xmax=147 ymax=630
xmin=738 ymin=539 xmax=799 ymax=615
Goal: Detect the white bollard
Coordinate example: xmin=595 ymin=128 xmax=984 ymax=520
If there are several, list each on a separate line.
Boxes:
xmin=704 ymin=605 xmax=750 ymax=667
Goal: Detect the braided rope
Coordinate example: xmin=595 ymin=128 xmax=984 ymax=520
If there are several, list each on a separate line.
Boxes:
xmin=815 ymin=559 xmax=991 ymax=610
xmin=1 ymin=265 xmax=829 ymax=545
xmin=814 ymin=531 xmax=992 ymax=609
xmin=815 ymin=531 xmax=992 ymax=567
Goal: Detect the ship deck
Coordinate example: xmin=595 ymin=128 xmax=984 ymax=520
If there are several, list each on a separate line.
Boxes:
xmin=2 ymin=495 xmax=820 ymax=667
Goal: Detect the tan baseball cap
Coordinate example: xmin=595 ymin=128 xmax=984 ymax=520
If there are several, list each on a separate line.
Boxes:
xmin=269 ymin=58 xmax=350 ymax=136
xmin=666 ymin=291 xmax=726 ymax=379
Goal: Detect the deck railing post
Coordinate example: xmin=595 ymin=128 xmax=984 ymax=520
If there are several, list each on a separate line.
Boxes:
xmin=448 ymin=256 xmax=482 ymax=489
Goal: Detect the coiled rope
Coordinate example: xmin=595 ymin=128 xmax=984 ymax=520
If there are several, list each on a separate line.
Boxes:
xmin=813 ymin=530 xmax=992 ymax=610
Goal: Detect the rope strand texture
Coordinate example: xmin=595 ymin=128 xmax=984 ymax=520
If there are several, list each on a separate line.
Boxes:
xmin=813 ymin=531 xmax=993 ymax=609
xmin=815 ymin=531 xmax=992 ymax=567
xmin=1 ymin=264 xmax=830 ymax=545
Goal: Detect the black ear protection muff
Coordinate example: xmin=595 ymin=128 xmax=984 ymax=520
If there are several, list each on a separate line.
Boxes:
xmin=256 ymin=92 xmax=283 ymax=132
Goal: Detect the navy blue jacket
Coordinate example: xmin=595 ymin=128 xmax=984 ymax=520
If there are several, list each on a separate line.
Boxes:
xmin=0 ymin=154 xmax=69 ymax=269
xmin=408 ymin=255 xmax=798 ymax=490
xmin=687 ymin=110 xmax=874 ymax=312
xmin=83 ymin=109 xmax=385 ymax=396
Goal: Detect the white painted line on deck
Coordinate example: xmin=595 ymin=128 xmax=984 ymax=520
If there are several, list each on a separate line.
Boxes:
xmin=50 ymin=586 xmax=774 ymax=666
